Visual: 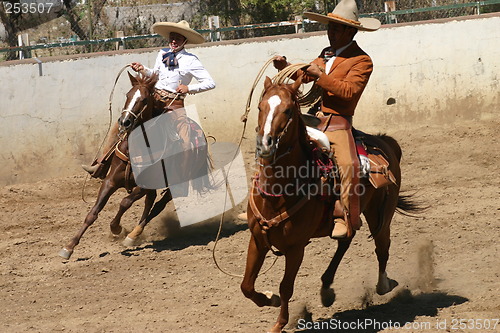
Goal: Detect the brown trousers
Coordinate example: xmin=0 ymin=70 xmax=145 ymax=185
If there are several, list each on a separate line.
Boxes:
xmin=324 ymin=128 xmax=361 ymax=232
xmin=154 ymin=97 xmax=191 ymax=195
xmin=153 ymin=96 xmax=189 ymax=147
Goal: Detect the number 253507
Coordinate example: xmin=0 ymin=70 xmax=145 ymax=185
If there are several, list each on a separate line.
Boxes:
xmin=3 ymin=2 xmax=54 ymax=14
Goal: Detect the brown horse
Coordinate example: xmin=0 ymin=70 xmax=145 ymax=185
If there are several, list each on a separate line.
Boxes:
xmin=59 ymin=72 xmax=210 ymax=260
xmin=240 ymin=77 xmax=418 ymax=332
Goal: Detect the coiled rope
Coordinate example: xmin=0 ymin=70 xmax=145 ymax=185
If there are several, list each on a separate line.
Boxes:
xmin=272 ymin=63 xmax=323 ymax=108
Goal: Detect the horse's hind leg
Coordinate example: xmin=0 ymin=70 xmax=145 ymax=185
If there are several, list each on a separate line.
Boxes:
xmin=109 ymin=187 xmax=149 ymax=235
xmin=241 ymin=234 xmax=279 ymax=308
xmin=144 ymin=188 xmax=172 ymax=222
xmin=123 ymin=189 xmax=158 ymax=246
xmin=320 ymin=237 xmax=353 ymax=307
xmin=59 ymin=180 xmax=118 ymax=259
xmin=365 ymin=188 xmax=399 ymax=295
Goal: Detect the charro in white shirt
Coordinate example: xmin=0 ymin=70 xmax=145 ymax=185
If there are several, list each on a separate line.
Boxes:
xmin=143 ymin=48 xmax=216 ymax=94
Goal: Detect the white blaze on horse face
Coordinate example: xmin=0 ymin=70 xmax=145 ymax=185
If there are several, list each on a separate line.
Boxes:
xmin=123 ymin=89 xmax=142 ymax=112
xmin=263 ymin=95 xmax=282 ymax=148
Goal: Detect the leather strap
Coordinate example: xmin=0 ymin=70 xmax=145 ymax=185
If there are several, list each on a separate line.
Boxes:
xmin=346 ymin=129 xmax=361 ymax=234
xmin=124 ymin=161 xmax=134 ymax=194
xmin=154 ymin=88 xmax=185 ymax=100
xmin=249 ymin=179 xmax=310 ymax=231
xmin=115 ymin=141 xmax=129 ymax=162
xmin=318 ymin=114 xmax=352 ymax=132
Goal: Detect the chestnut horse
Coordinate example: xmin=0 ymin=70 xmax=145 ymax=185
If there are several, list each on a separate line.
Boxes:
xmin=241 ymin=77 xmax=418 ymax=332
xmin=59 ymin=72 xmax=211 ymax=259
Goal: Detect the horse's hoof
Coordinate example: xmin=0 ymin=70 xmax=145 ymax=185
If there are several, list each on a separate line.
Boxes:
xmin=122 ymin=236 xmax=136 ymax=247
xmin=264 ymin=291 xmax=281 ymax=307
xmin=320 ymin=287 xmax=336 ymax=307
xmin=58 ymin=248 xmax=73 ymax=260
xmin=376 ymin=272 xmax=398 ymax=295
xmin=267 ymin=322 xmax=285 ymax=333
xmin=110 ymin=225 xmax=123 ymax=235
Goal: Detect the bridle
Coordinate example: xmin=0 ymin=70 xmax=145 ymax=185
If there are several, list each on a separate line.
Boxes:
xmin=118 ymin=90 xmax=153 ymax=136
xmin=256 ymin=94 xmax=300 ymax=162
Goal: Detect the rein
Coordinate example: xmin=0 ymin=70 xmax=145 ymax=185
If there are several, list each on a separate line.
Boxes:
xmin=82 ymin=64 xmax=131 ymax=203
xmin=251 ymin=79 xmax=317 ymax=257
xmin=212 ymin=57 xmax=280 ymax=278
xmin=212 ymin=57 xmax=321 ymax=274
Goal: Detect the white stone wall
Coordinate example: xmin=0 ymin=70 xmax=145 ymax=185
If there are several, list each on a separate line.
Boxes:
xmin=0 ymin=13 xmax=498 ymax=185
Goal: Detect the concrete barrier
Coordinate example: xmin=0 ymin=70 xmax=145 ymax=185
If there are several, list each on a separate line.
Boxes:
xmin=1 ymin=13 xmax=498 ymax=186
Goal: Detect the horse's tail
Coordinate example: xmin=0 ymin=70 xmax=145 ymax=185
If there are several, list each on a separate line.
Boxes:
xmin=376 ymin=135 xmax=428 ymax=216
xmin=191 ymin=140 xmax=217 ymax=194
xmin=396 ymin=193 xmax=428 ymax=217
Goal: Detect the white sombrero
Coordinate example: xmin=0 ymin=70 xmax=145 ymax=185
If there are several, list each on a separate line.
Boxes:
xmin=151 ymin=20 xmax=205 ymax=44
xmin=304 ymin=0 xmax=381 ymax=32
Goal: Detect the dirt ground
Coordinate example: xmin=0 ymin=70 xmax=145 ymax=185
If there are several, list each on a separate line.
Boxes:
xmin=1 ymin=119 xmax=499 ymax=333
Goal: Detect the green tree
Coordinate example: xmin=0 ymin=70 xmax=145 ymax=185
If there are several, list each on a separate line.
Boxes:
xmin=197 ymin=0 xmax=324 ymax=39
xmin=242 ymin=0 xmax=320 ymax=22
xmin=199 ymin=0 xmax=323 ymax=25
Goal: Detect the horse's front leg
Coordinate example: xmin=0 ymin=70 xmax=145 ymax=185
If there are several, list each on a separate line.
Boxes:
xmin=241 ymin=232 xmax=280 ymax=308
xmin=109 ymin=186 xmax=149 ymax=235
xmin=320 ymin=237 xmax=353 ymax=307
xmin=123 ymin=189 xmax=158 ymax=246
xmin=269 ymin=245 xmax=305 ymax=333
xmin=59 ymin=179 xmax=118 ymax=259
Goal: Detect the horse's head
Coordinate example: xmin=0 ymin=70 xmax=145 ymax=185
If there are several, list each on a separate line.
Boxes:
xmin=256 ymin=76 xmax=303 ymax=160
xmin=118 ymin=72 xmax=159 ymax=133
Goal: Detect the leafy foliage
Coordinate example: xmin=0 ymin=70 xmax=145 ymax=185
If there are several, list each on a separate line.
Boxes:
xmin=242 ymin=0 xmax=320 ymax=22
xmin=198 ymin=0 xmax=324 ymax=26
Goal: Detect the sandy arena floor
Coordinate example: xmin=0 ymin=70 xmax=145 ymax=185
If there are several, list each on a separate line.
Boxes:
xmin=1 ymin=120 xmax=499 ymax=333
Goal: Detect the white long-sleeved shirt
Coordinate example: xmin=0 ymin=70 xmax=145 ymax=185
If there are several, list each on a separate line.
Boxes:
xmin=144 ymin=48 xmax=216 ymax=94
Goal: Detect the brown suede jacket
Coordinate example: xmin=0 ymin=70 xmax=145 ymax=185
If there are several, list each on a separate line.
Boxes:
xmin=303 ymin=41 xmax=373 ymax=117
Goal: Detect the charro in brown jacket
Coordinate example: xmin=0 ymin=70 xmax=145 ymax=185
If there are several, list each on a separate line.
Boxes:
xmin=306 ymin=41 xmax=373 ymax=117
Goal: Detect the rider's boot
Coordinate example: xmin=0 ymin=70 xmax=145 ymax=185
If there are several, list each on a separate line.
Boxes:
xmin=82 ymin=122 xmax=120 ymax=179
xmin=82 ymin=163 xmax=99 ymax=175
xmin=82 ymin=159 xmax=109 ymax=179
xmin=332 ymin=217 xmax=348 ymax=239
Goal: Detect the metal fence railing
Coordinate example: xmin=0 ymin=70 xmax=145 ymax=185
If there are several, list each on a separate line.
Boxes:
xmin=1 ymin=0 xmax=499 ymax=62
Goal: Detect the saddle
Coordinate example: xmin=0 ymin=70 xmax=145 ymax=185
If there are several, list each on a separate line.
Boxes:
xmin=353 ymin=129 xmax=398 ymax=189
xmin=127 ymin=115 xmax=209 ymax=191
xmin=303 ymin=114 xmax=397 ymax=190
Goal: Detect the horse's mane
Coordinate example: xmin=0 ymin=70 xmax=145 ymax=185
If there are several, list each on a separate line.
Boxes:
xmin=134 ymin=72 xmax=159 ymax=88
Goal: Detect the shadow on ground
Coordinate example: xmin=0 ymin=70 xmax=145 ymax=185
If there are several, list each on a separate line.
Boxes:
xmin=120 ymin=213 xmax=248 ymax=256
xmin=294 ymin=289 xmax=468 ymax=333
